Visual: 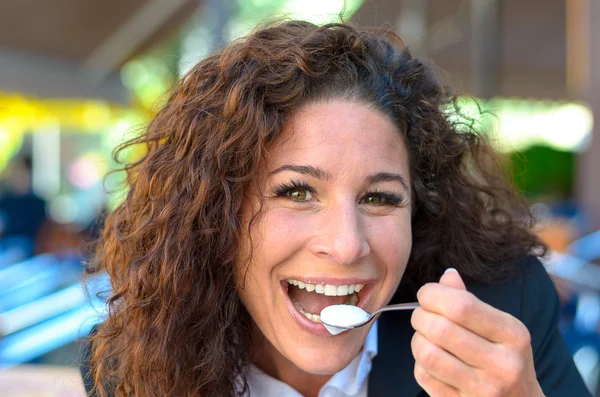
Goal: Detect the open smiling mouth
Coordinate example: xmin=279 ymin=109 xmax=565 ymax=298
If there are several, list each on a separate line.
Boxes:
xmin=284 ymin=280 xmax=364 ymax=324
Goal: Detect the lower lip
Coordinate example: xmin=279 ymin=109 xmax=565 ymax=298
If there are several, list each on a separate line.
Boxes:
xmin=281 ymin=282 xmax=374 ymax=337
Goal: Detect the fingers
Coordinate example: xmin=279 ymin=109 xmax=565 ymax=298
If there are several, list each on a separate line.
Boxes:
xmin=438 ymin=268 xmax=466 ymax=290
xmin=411 ymin=307 xmax=494 ymax=369
xmin=411 ymin=269 xmax=540 ymax=397
xmin=417 ymin=282 xmax=529 ymax=345
xmin=414 ymin=363 xmax=462 ymax=397
xmin=411 ymin=332 xmax=477 ymax=394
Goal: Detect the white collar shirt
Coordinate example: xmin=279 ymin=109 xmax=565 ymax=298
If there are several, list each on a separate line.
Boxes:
xmin=244 ymin=321 xmax=378 ymax=397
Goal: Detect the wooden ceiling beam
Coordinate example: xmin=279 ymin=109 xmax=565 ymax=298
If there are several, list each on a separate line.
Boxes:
xmin=82 ymin=0 xmax=192 ymax=84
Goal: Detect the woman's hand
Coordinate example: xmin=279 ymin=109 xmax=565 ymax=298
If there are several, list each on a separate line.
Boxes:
xmin=410 ymin=269 xmax=545 ymax=397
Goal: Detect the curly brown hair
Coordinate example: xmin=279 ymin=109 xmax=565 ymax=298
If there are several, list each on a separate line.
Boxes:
xmin=84 ymin=20 xmax=545 ymax=396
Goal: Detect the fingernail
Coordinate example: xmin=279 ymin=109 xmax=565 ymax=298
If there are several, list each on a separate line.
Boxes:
xmin=444 ymin=268 xmax=458 ymax=274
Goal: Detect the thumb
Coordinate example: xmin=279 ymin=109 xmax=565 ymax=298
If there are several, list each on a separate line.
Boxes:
xmin=439 ymin=268 xmax=467 ymax=290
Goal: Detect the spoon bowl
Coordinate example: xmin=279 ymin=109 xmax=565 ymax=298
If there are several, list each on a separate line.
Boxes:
xmin=320 ymin=302 xmax=420 ymax=335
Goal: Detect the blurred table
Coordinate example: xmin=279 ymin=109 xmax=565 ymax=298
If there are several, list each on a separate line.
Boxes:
xmin=0 ymin=365 xmax=85 ymax=397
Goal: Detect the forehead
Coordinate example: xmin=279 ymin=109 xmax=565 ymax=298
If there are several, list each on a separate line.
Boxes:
xmin=267 ymin=100 xmax=409 ymax=174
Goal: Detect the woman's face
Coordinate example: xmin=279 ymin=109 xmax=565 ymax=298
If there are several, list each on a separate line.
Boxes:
xmin=237 ymin=100 xmax=412 ymax=376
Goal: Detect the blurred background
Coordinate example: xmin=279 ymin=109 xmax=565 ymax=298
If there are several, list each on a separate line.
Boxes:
xmin=0 ymin=0 xmax=599 ymax=395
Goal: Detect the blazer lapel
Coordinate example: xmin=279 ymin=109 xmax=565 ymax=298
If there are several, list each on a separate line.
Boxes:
xmin=368 ymin=309 xmax=425 ymax=396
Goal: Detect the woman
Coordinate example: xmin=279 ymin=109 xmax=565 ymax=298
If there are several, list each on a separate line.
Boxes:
xmin=81 ymin=21 xmax=590 ymax=396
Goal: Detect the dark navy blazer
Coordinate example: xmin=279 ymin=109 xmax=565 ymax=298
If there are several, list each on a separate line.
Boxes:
xmin=80 ymin=257 xmax=591 ymax=396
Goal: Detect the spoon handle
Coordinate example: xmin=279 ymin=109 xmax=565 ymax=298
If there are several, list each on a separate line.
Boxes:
xmin=373 ymin=302 xmax=420 ymax=315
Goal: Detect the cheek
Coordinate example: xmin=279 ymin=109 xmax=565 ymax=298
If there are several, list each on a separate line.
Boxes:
xmin=236 ymin=209 xmax=315 ymax=307
xmin=368 ymin=214 xmax=412 ymax=277
xmin=236 ymin=209 xmax=315 ymax=323
xmin=253 ymin=209 xmax=315 ymax=265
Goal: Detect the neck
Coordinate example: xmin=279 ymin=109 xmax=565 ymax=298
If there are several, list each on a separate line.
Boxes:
xmin=251 ymin=332 xmax=332 ymax=397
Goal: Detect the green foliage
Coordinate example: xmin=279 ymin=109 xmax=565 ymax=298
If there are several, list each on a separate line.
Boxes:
xmin=507 ymin=145 xmax=575 ymax=200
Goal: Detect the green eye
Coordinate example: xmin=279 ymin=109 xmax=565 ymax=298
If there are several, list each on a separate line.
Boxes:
xmin=360 ymin=191 xmax=404 ymax=206
xmin=273 ymin=180 xmax=315 ymax=203
xmin=288 ymin=189 xmax=309 ymax=201
xmin=364 ymin=195 xmax=383 ymax=205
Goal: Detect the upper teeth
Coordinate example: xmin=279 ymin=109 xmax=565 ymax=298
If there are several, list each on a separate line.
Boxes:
xmin=287 ymin=280 xmax=364 ymax=296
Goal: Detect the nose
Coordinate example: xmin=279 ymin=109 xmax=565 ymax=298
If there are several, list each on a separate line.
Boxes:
xmin=311 ymin=202 xmax=371 ymax=265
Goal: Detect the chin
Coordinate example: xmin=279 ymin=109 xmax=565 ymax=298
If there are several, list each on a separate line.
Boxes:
xmin=279 ymin=322 xmax=371 ymax=375
xmin=288 ymin=338 xmax=364 ymax=375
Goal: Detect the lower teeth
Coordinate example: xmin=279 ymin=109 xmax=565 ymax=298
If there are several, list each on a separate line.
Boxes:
xmin=292 ymin=293 xmax=359 ymax=324
xmin=295 ymin=302 xmax=322 ymax=323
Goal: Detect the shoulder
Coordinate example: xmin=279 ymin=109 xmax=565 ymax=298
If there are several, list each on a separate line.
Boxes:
xmin=468 ymin=256 xmax=554 ymax=319
xmin=466 ymin=258 xmax=565 ymax=359
xmin=468 ymin=257 xmax=591 ymax=396
xmin=467 ymin=256 xmax=561 ymax=340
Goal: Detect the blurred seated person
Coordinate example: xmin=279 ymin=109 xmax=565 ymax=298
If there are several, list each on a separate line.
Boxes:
xmin=0 ymin=155 xmax=47 ymax=255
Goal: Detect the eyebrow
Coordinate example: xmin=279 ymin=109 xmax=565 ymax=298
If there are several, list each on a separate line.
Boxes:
xmin=269 ymin=164 xmax=410 ymax=193
xmin=269 ymin=165 xmax=332 ymax=180
xmin=366 ymin=172 xmax=410 ymax=193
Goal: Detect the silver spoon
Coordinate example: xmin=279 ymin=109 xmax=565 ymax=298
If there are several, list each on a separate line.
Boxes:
xmin=320 ymin=302 xmax=420 ymax=335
